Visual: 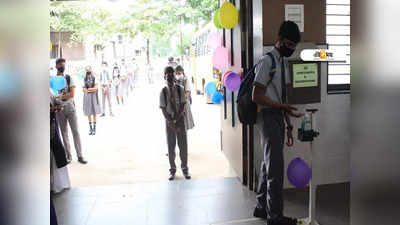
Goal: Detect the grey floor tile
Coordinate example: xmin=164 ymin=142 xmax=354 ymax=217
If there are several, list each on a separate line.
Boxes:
xmin=86 ymin=202 xmax=147 ymax=225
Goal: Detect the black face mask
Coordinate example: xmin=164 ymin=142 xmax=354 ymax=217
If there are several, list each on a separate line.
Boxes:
xmin=280 ymin=44 xmax=295 ymax=57
xmin=57 ymin=67 xmax=65 ymax=73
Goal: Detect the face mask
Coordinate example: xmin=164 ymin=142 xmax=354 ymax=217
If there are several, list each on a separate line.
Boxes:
xmin=176 ymin=75 xmax=184 ymax=80
xmin=280 ymin=44 xmax=295 ymax=57
xmin=57 ymin=67 xmax=65 ymax=73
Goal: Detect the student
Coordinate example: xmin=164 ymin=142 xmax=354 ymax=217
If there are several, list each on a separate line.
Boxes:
xmin=160 ymin=66 xmax=191 ymax=181
xmin=252 ymin=21 xmax=303 ymax=225
xmin=167 ymin=56 xmax=178 ymax=68
xmin=175 ymin=65 xmax=194 ymax=130
xmin=83 ymin=70 xmax=101 ymax=135
xmin=99 ymin=62 xmax=114 ymax=117
xmin=112 ymin=65 xmax=123 ymax=105
xmin=55 ymin=58 xmax=87 ymax=164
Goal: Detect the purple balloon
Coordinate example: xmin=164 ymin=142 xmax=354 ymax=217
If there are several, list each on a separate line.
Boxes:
xmin=224 ymin=72 xmax=241 ymax=91
xmin=287 ymin=157 xmax=311 ymax=188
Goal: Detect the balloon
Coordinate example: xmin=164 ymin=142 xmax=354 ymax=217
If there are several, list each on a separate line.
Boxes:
xmin=220 ymin=2 xmax=239 ymax=29
xmin=205 ymin=82 xmax=217 ymax=95
xmin=205 ymin=81 xmax=217 ymax=95
xmin=287 ymin=157 xmax=312 ymax=188
xmin=207 ymin=32 xmax=222 ymax=50
xmin=212 ymin=46 xmax=229 ymax=70
xmin=211 ymin=91 xmax=223 ymax=104
xmin=213 ymin=9 xmax=223 ymax=29
xmin=221 ymin=70 xmax=232 ymax=86
xmin=224 ymin=72 xmax=241 ymax=91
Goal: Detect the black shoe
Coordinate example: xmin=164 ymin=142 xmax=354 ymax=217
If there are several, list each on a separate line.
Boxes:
xmin=253 ymin=207 xmax=268 ymax=219
xmin=100 ymin=114 xmax=105 ymax=117
xmin=183 ymin=172 xmax=191 ymax=180
xmin=277 ymin=216 xmax=297 ymax=225
xmin=78 ymin=157 xmax=88 ymax=164
xmin=89 ymin=128 xmax=93 ymax=135
xmin=168 ymin=173 xmax=175 ymax=181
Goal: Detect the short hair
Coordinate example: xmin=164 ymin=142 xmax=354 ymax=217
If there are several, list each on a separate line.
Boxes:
xmin=168 ymin=57 xmax=174 ymax=62
xmin=102 ymin=61 xmax=108 ymax=66
xmin=164 ymin=66 xmax=174 ymax=75
xmin=278 ymin=20 xmax=301 ymax=43
xmin=175 ymin=65 xmax=184 ymax=72
xmin=56 ymin=58 xmax=66 ymax=65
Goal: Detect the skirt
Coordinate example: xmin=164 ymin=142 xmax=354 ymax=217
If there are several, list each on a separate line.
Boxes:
xmin=184 ymin=102 xmax=195 ymax=130
xmin=83 ymin=92 xmax=102 ymax=116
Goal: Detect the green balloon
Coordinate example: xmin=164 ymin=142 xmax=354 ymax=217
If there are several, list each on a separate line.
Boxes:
xmin=213 ymin=9 xmax=223 ymax=29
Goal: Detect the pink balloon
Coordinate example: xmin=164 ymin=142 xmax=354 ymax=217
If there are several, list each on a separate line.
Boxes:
xmin=207 ymin=32 xmax=222 ymax=49
xmin=224 ymin=72 xmax=241 ymax=91
xmin=212 ymin=47 xmax=229 ymax=70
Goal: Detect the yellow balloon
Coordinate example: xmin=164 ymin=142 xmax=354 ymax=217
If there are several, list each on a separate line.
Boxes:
xmin=220 ymin=2 xmax=239 ymax=29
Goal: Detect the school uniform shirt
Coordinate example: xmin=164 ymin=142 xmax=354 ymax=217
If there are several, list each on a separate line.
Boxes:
xmin=99 ymin=71 xmax=111 ymax=85
xmin=159 ymin=85 xmax=186 ymax=118
xmin=253 ymin=47 xmax=290 ymax=109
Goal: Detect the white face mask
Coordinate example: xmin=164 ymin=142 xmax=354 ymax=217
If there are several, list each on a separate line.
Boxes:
xmin=176 ymin=75 xmax=184 ymax=80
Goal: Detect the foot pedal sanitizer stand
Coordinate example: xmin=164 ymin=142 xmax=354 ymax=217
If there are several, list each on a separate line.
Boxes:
xmin=297 ymin=109 xmax=320 ymax=225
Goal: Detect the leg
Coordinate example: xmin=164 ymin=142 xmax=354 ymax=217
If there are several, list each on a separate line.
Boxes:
xmin=66 ymin=108 xmax=84 ymax=158
xmin=176 ymin=121 xmax=188 ymax=174
xmin=106 ymin=92 xmax=113 ymax=114
xmin=255 ymin=113 xmax=285 ymax=220
xmin=166 ymin=123 xmax=177 ymax=174
xmin=57 ymin=111 xmax=72 ymax=161
xmin=102 ymin=91 xmax=106 ymax=115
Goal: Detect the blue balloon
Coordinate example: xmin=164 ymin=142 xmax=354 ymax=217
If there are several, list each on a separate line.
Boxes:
xmin=211 ymin=91 xmax=223 ymax=104
xmin=205 ymin=81 xmax=217 ymax=95
xmin=287 ymin=157 xmax=311 ymax=188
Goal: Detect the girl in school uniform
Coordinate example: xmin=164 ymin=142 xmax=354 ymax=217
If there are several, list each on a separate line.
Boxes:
xmin=83 ymin=70 xmax=101 ymax=135
xmin=175 ymin=65 xmax=195 ymax=130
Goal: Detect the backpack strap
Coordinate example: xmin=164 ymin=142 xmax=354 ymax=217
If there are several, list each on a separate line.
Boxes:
xmin=65 ymin=75 xmax=71 ymax=92
xmin=266 ymin=52 xmax=276 ymax=85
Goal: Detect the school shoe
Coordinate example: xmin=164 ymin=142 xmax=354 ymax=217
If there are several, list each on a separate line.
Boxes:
xmin=168 ymin=173 xmax=175 ymax=181
xmin=271 ymin=216 xmax=297 ymax=225
xmin=100 ymin=113 xmax=105 ymax=117
xmin=78 ymin=157 xmax=88 ymax=164
xmin=183 ymin=173 xmax=191 ymax=180
xmin=253 ymin=207 xmax=268 ymax=219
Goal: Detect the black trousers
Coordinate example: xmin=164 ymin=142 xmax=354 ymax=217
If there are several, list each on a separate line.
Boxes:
xmin=255 ymin=109 xmax=285 ymax=220
xmin=166 ymin=119 xmax=188 ymax=174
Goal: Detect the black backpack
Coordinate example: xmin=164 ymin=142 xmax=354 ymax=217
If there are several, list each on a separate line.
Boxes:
xmin=237 ymin=52 xmax=276 ymax=125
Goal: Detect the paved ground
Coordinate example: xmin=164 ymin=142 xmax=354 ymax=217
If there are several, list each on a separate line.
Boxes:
xmin=66 ymin=75 xmax=236 ymax=187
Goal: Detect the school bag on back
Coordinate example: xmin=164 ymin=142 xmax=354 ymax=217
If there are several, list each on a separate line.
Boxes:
xmin=237 ymin=52 xmax=276 ymax=125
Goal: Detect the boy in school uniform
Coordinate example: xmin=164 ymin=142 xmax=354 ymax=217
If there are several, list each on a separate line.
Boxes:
xmin=252 ymin=21 xmax=303 ymax=225
xmin=160 ymin=66 xmax=191 ymax=181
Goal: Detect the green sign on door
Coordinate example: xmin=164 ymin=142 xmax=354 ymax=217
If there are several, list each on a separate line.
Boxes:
xmin=293 ymin=63 xmax=318 ymax=88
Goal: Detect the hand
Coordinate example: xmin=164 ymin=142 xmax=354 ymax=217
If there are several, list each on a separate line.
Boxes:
xmin=288 ymin=111 xmax=304 ymax=118
xmin=167 ymin=120 xmax=176 ymax=130
xmin=282 ymin=104 xmax=298 ymax=113
xmin=286 ymin=128 xmax=294 ymax=147
xmin=83 ymin=88 xmax=88 ymax=94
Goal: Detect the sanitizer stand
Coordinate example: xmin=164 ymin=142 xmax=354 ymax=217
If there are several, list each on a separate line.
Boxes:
xmin=297 ymin=109 xmax=320 ymax=225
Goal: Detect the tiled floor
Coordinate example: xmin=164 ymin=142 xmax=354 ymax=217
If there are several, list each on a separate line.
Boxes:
xmin=53 ymin=178 xmax=349 ymax=225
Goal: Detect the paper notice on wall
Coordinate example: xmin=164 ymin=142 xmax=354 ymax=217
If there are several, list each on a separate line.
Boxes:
xmin=293 ymin=63 xmax=318 ymax=88
xmin=285 ymin=4 xmax=304 ymax=32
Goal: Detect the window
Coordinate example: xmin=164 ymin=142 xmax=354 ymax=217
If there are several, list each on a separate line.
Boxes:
xmin=326 ymin=0 xmax=351 ymax=92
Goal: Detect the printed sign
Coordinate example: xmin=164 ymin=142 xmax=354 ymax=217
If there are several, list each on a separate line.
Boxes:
xmin=293 ymin=63 xmax=318 ymax=88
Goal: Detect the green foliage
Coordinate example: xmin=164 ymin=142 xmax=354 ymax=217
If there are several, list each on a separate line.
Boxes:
xmin=50 ymin=0 xmax=218 ymax=56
